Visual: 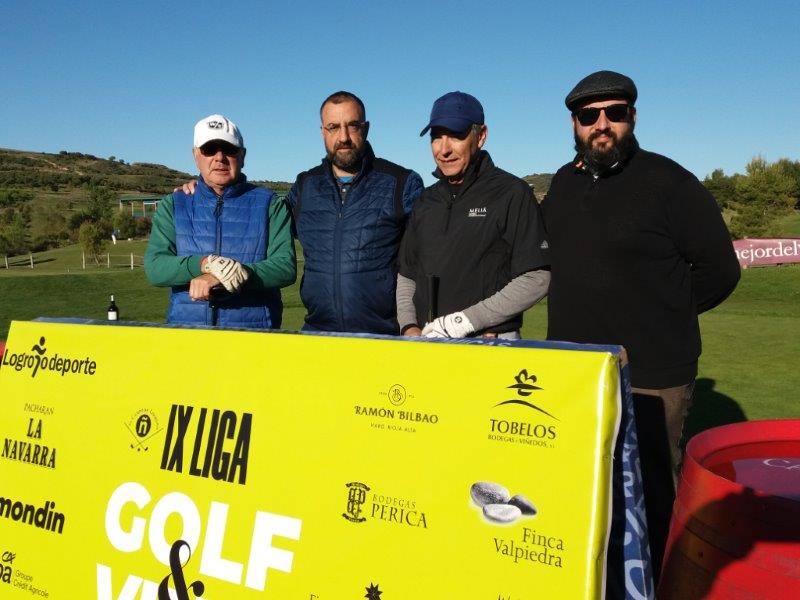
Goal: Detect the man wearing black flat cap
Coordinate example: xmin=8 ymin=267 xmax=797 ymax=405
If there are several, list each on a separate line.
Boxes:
xmin=397 ymin=91 xmax=550 ymax=339
xmin=542 ymin=70 xmax=741 ymax=580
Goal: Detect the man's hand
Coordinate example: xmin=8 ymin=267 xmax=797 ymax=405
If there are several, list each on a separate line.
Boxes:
xmin=189 ymin=273 xmax=221 ymax=301
xmin=421 ymin=312 xmax=475 ymax=338
xmin=402 ymin=326 xmax=422 ymax=337
xmin=174 ymin=179 xmax=198 ymax=194
xmin=203 ymin=255 xmax=249 ymax=292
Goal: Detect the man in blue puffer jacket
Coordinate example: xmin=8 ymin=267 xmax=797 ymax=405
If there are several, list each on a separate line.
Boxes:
xmin=287 ymin=91 xmax=424 ymax=334
xmin=145 ymin=114 xmax=296 ymax=328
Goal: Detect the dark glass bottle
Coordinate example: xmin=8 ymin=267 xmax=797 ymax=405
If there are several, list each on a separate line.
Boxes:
xmin=107 ymin=294 xmax=119 ymax=321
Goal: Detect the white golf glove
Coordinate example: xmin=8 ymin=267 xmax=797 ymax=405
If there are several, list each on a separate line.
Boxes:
xmin=421 ymin=311 xmax=475 ymax=338
xmin=203 ymin=255 xmax=250 ymax=293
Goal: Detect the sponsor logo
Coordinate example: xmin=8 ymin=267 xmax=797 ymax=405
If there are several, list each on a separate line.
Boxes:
xmin=1 ymin=336 xmax=98 ymax=378
xmin=0 ymin=495 xmax=65 ymax=534
xmin=1 ymin=550 xmax=46 ymax=595
xmin=124 ymin=408 xmax=164 ymax=452
xmin=207 ymin=120 xmax=224 ymax=129
xmin=2 ymin=412 xmax=57 ymax=469
xmin=540 ymin=240 xmax=549 ymax=250
xmin=0 ymin=551 xmax=14 ymax=585
xmin=386 ymin=384 xmax=407 ymax=407
xmin=342 ymin=482 xmax=428 ymax=529
xmin=468 ymin=207 xmax=487 ymax=217
xmin=343 ymin=482 xmax=370 ymax=523
xmin=356 ymin=384 xmax=437 ymax=434
xmin=495 ymin=370 xmax=556 ymax=419
xmin=24 ymin=403 xmax=54 ymax=416
xmin=734 ymin=239 xmax=800 ymax=265
xmin=160 ymin=404 xmax=252 ymax=485
xmin=364 ymin=583 xmax=383 ymax=600
xmin=489 ymin=370 xmax=558 ymax=448
xmin=493 ymin=527 xmax=565 ymax=569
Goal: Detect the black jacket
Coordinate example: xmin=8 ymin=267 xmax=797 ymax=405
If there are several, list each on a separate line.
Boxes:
xmin=399 ymin=151 xmax=549 ymax=334
xmin=542 ymin=148 xmax=740 ymax=388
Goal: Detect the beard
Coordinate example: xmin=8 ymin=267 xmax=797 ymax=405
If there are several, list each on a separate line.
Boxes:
xmin=574 ymin=128 xmax=638 ymax=174
xmin=327 ymin=141 xmax=365 ymax=173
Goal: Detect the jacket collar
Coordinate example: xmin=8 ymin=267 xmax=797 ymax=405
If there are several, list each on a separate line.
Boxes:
xmin=322 ymin=142 xmax=376 ymax=185
xmin=432 ymin=150 xmax=493 ymax=197
xmin=196 ymin=175 xmax=251 ymax=200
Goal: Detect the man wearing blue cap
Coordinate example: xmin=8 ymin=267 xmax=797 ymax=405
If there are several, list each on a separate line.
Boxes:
xmin=397 ymin=92 xmax=550 ymax=339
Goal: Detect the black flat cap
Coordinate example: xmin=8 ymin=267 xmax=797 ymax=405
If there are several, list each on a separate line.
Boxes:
xmin=565 ymin=70 xmax=637 ymax=111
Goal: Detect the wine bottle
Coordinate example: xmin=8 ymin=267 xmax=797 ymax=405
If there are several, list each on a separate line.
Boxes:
xmin=107 ymin=294 xmax=119 ymax=321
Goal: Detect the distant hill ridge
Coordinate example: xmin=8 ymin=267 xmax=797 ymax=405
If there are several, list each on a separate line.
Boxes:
xmin=0 ymin=147 xmax=549 ymax=197
xmin=0 ymin=148 xmax=292 ymax=195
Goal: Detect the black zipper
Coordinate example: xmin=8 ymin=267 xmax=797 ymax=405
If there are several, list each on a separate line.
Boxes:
xmin=211 ymin=195 xmax=224 ymax=325
xmin=332 ymin=177 xmax=345 ymax=329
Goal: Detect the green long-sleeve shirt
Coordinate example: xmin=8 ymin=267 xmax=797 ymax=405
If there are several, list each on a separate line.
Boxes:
xmin=144 ymin=192 xmax=296 ymax=290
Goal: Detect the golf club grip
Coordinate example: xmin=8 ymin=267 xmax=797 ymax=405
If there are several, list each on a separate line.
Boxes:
xmin=427 ymin=275 xmax=439 ymax=322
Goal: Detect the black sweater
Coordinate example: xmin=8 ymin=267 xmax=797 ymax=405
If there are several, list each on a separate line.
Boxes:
xmin=542 ymin=149 xmax=740 ymax=388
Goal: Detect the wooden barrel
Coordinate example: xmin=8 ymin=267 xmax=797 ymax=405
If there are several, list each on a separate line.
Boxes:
xmin=659 ymin=420 xmax=800 ymax=599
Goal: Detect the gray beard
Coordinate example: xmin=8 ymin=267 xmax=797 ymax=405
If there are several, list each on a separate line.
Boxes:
xmin=328 ymin=146 xmax=364 ymax=173
xmin=574 ymin=131 xmax=638 ymax=175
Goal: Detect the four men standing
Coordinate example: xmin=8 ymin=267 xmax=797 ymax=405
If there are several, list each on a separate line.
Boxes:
xmin=147 ymin=82 xmax=740 ymax=582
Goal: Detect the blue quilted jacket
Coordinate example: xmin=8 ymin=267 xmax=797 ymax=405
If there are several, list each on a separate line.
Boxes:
xmin=287 ymin=144 xmax=423 ymax=334
xmin=168 ymin=178 xmax=282 ymax=328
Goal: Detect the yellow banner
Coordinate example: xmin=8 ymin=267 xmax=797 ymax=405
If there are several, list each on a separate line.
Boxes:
xmin=0 ymin=320 xmax=621 ymax=599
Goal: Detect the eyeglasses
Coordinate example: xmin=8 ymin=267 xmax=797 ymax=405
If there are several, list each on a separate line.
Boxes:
xmin=322 ymin=121 xmax=367 ymax=135
xmin=573 ymin=104 xmax=631 ymax=126
xmin=199 ymin=141 xmax=241 ymax=157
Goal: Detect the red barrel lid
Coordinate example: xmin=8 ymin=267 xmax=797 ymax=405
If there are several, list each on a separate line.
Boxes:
xmin=685 ymin=420 xmax=800 ymax=501
xmin=704 ymin=441 xmax=800 ymax=500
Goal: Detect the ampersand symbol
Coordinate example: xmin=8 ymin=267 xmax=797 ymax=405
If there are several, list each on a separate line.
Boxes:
xmin=157 ymin=540 xmax=205 ymax=600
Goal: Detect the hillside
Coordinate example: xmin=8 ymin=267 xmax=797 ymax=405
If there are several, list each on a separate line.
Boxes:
xmin=0 ymin=148 xmax=193 ymax=195
xmin=0 ymin=147 xmax=292 ymax=194
xmin=522 ymin=173 xmax=553 ymax=200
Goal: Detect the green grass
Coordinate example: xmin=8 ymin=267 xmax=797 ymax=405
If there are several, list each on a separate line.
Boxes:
xmin=0 ymin=240 xmax=307 ymax=332
xmin=1 ymin=243 xmax=798 ymax=437
xmin=777 ymin=211 xmax=800 ymax=236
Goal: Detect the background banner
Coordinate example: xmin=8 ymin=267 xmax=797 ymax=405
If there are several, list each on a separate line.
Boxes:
xmin=733 ymin=237 xmax=800 ymax=268
xmin=0 ymin=320 xmax=649 ymax=599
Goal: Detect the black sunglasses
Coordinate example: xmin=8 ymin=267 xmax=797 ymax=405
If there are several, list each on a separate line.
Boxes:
xmin=199 ymin=141 xmax=241 ymax=157
xmin=573 ymin=103 xmax=631 ymax=126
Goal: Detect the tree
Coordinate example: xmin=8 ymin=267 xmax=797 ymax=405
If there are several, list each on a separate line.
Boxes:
xmin=33 ymin=204 xmax=69 ymax=250
xmin=0 ymin=210 xmax=31 ymax=255
xmin=78 ymin=221 xmax=109 ymax=265
xmin=135 ymin=216 xmax=152 ymax=238
xmin=703 ymin=169 xmax=737 ymax=210
xmin=113 ymin=210 xmax=137 ymax=239
xmin=86 ymin=186 xmax=115 ymax=222
xmin=729 ymin=156 xmax=798 ymax=237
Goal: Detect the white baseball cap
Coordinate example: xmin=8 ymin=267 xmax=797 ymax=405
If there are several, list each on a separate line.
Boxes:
xmin=193 ymin=114 xmax=244 ymax=149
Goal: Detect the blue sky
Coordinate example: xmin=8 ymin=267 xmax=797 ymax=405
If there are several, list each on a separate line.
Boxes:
xmin=1 ymin=1 xmax=798 ymax=185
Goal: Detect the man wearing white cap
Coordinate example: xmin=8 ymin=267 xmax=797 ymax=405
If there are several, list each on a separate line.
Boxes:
xmin=145 ymin=114 xmax=296 ymax=328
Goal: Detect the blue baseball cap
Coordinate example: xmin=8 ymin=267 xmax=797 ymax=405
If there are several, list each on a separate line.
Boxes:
xmin=420 ymin=91 xmax=484 ymax=137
